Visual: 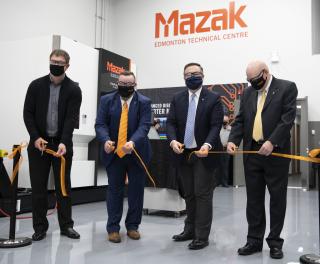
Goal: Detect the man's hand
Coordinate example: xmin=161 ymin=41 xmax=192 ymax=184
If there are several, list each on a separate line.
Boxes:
xmin=170 ymin=140 xmax=184 ymax=154
xmin=104 ymin=140 xmax=115 ymax=154
xmin=195 ymin=145 xmax=209 ymax=158
xmin=122 ymin=141 xmax=134 ymax=154
xmin=34 ymin=137 xmax=48 ymax=152
xmin=258 ymin=140 xmax=274 ymax=156
xmin=227 ymin=142 xmax=237 ymax=154
xmin=56 ymin=143 xmax=67 ymax=156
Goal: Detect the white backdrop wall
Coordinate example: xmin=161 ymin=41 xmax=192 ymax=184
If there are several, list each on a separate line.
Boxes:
xmin=0 ymin=0 xmax=110 ymax=48
xmin=0 ymin=36 xmax=53 ymax=187
xmin=106 ymin=0 xmax=320 ymax=121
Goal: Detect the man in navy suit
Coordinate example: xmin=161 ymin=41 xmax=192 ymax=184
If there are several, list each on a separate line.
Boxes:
xmin=167 ymin=63 xmax=223 ymax=250
xmin=95 ymin=71 xmax=152 ymax=243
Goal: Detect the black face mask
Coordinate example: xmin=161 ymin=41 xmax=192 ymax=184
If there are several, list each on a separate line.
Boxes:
xmin=50 ymin=64 xmax=65 ymax=77
xmin=118 ymin=85 xmax=135 ymax=98
xmin=185 ymin=76 xmax=203 ymax=90
xmin=250 ymin=73 xmax=267 ymax=91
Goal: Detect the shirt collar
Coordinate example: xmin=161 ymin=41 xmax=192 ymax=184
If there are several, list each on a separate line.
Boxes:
xmin=262 ymin=75 xmax=273 ymax=94
xmin=188 ymin=86 xmax=202 ymax=98
xmin=49 ymin=73 xmax=65 ymax=85
xmin=120 ymin=92 xmax=135 ymax=106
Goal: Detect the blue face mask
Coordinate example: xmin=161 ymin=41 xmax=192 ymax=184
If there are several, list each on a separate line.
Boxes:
xmin=185 ymin=76 xmax=203 ymax=90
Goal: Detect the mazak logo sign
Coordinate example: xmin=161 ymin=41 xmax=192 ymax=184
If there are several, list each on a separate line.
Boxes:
xmin=154 ymin=1 xmax=248 ymax=48
xmin=105 ymin=61 xmax=125 ymax=74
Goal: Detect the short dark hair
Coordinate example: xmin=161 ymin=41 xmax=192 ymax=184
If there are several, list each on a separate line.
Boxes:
xmin=49 ymin=49 xmax=70 ymax=64
xmin=119 ymin=70 xmax=136 ymax=80
xmin=184 ymin=62 xmax=203 ymax=73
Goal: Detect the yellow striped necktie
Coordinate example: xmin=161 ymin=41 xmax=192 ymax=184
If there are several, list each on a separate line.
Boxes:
xmin=117 ymin=101 xmax=128 ymax=158
xmin=252 ymin=89 xmax=267 ymax=142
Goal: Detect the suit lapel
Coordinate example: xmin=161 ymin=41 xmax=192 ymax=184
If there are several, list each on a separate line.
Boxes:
xmin=195 ymin=88 xmax=207 ymax=127
xmin=251 ymin=89 xmax=258 ymax=115
xmin=128 ymin=92 xmax=138 ymax=135
xmin=113 ymin=93 xmax=122 ymax=134
xmin=262 ymin=77 xmax=279 ymax=112
xmin=180 ymin=90 xmax=189 ymax=126
xmin=42 ymin=75 xmax=51 ymax=130
xmin=58 ymin=77 xmax=67 ymax=127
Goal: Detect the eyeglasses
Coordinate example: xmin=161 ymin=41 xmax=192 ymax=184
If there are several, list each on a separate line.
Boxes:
xmin=247 ymin=70 xmax=264 ymax=83
xmin=184 ymin=72 xmax=203 ymax=78
xmin=118 ymin=81 xmax=136 ymax=86
xmin=50 ymin=60 xmax=67 ymax=66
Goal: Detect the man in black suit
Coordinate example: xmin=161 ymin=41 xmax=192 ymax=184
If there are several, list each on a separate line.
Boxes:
xmin=23 ymin=49 xmax=82 ymax=241
xmin=167 ymin=62 xmax=223 ymax=250
xmin=227 ymin=60 xmax=297 ymax=259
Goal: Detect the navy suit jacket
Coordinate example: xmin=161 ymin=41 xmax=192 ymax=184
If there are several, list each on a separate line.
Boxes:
xmin=166 ymin=87 xmax=224 ymax=168
xmin=95 ymin=91 xmax=152 ymax=168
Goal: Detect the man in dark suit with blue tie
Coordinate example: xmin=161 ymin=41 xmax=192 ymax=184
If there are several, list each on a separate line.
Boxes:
xmin=167 ymin=63 xmax=224 ymax=250
xmin=95 ymin=71 xmax=152 ymax=243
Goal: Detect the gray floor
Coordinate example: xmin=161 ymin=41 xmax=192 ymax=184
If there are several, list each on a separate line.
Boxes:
xmin=0 ymin=187 xmax=318 ymax=264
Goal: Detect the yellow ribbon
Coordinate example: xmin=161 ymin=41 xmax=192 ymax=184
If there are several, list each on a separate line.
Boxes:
xmin=44 ymin=148 xmax=67 ymax=197
xmin=188 ymin=149 xmax=320 ymax=163
xmin=114 ymin=147 xmax=156 ymax=188
xmin=0 ymin=149 xmax=8 ymax=158
xmin=309 ymin=149 xmax=320 ymax=158
xmin=132 ymin=148 xmax=156 ymax=188
xmin=6 ymin=142 xmax=28 ymax=184
xmin=1 ymin=143 xmax=67 ymax=197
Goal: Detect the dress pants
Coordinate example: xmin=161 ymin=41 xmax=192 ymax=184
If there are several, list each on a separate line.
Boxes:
xmin=27 ymin=139 xmax=73 ymax=233
xmin=244 ymin=141 xmax=290 ymax=249
xmin=177 ymin=150 xmax=216 ymax=241
xmin=216 ymin=151 xmax=230 ymax=186
xmin=106 ymin=154 xmax=146 ymax=233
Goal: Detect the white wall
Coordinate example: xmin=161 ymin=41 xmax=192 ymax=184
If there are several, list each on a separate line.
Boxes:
xmin=0 ymin=36 xmax=53 ymax=187
xmin=0 ymin=0 xmax=109 ymax=48
xmin=106 ymin=0 xmax=320 ymax=121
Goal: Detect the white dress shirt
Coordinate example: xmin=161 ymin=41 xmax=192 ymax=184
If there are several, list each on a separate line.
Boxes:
xmin=120 ymin=92 xmax=134 ymax=109
xmin=187 ymin=87 xmax=202 ymax=149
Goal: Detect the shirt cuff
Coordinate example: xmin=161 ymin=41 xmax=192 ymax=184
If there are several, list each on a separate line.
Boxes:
xmin=203 ymin=143 xmax=212 ymax=150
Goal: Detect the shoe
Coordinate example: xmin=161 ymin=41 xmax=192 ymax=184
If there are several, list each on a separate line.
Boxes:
xmin=238 ymin=242 xmax=262 ymax=255
xmin=270 ymin=247 xmax=283 ymax=259
xmin=188 ymin=239 xmax=209 ymax=250
xmin=60 ymin=228 xmax=80 ymax=239
xmin=108 ymin=232 xmax=121 ymax=243
xmin=172 ymin=231 xmax=194 ymax=242
xmin=32 ymin=231 xmax=46 ymax=241
xmin=127 ymin=230 xmax=141 ymax=240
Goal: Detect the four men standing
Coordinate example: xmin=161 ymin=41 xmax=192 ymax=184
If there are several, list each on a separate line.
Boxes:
xmin=23 ymin=52 xmax=297 ymax=259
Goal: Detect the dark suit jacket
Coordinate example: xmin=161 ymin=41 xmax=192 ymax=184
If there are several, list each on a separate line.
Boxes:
xmin=95 ymin=91 xmax=152 ymax=168
xmin=23 ymin=74 xmax=82 ymax=152
xmin=166 ymin=87 xmax=224 ymax=168
xmin=228 ymin=76 xmax=298 ymax=160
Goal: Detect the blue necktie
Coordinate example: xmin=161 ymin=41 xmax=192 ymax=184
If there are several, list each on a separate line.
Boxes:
xmin=184 ymin=93 xmax=196 ymax=148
